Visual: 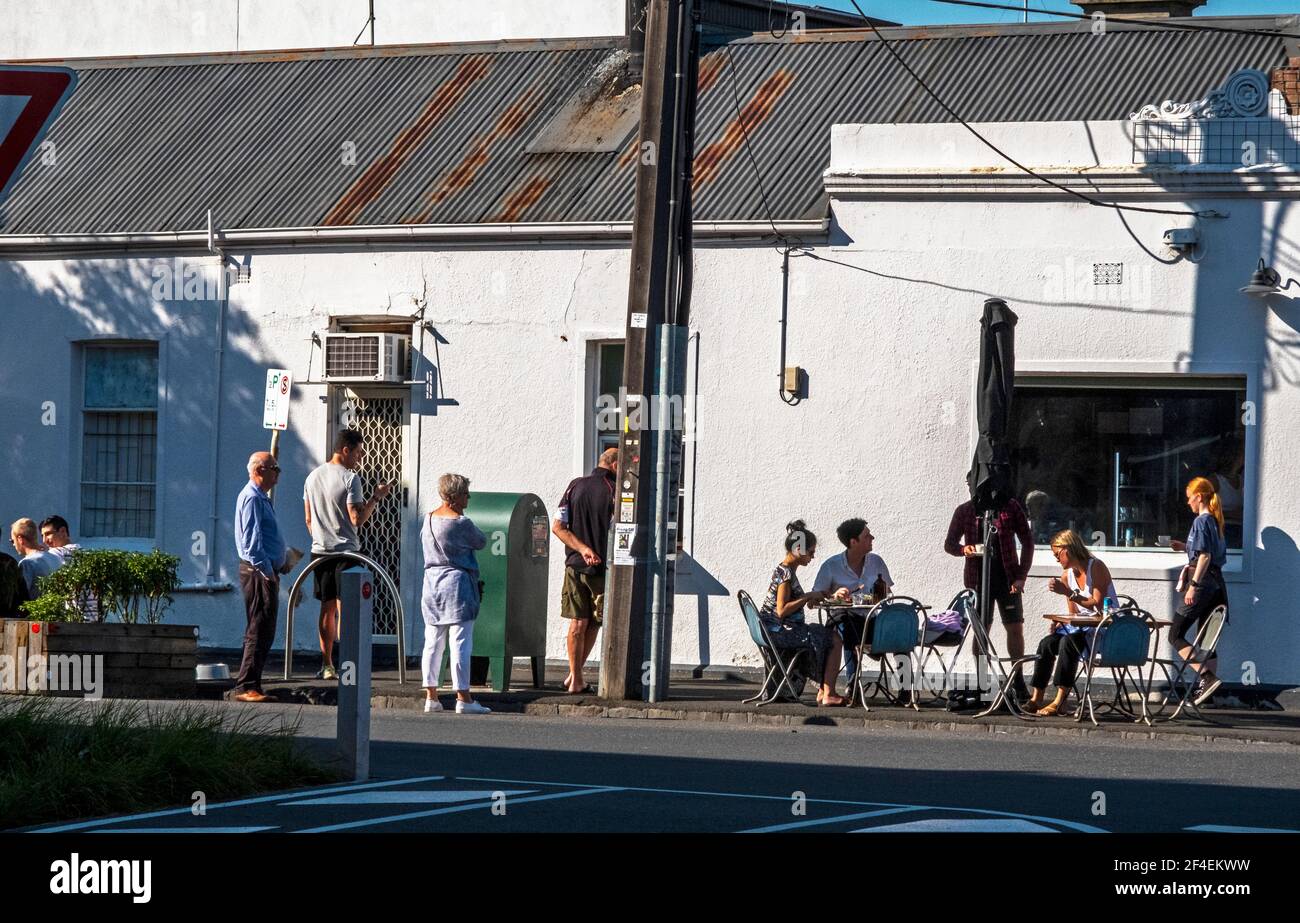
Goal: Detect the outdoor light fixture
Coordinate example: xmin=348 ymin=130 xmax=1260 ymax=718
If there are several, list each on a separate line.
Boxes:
xmin=1240 ymin=258 xmax=1299 ymax=296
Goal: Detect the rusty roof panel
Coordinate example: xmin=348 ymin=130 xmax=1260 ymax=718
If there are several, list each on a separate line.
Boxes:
xmin=0 ymin=20 xmax=1291 ymax=234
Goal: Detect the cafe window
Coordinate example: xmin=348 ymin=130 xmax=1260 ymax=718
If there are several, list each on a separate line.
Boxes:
xmin=81 ymin=345 xmax=159 ymax=538
xmin=591 ymin=341 xmax=625 ymax=468
xmin=1012 ymin=377 xmax=1246 ymax=552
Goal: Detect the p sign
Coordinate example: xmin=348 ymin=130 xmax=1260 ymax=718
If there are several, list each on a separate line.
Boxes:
xmin=264 ymin=368 xmax=293 ymax=431
xmin=0 ymin=67 xmax=76 ymax=203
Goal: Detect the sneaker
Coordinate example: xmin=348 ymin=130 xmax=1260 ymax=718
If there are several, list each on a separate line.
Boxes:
xmin=315 ymin=665 xmax=338 ymax=681
xmin=455 ymin=700 xmax=491 ymax=715
xmin=1192 ymin=676 xmax=1223 ymax=707
xmin=423 ymin=698 xmax=443 ymax=713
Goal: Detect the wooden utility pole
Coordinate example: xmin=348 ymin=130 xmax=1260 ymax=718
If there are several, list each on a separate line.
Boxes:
xmin=601 ymin=0 xmax=699 ymax=701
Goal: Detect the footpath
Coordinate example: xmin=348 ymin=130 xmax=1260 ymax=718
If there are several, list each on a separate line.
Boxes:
xmin=211 ymin=653 xmax=1300 ymax=748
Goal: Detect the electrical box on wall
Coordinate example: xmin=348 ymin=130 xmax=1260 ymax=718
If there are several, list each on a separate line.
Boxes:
xmin=322 ymin=333 xmax=410 ymax=383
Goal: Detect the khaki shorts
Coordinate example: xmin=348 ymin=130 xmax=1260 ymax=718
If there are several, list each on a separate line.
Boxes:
xmin=561 ymin=568 xmax=605 ymax=624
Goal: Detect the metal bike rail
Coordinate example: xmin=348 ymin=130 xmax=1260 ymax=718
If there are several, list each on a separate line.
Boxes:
xmin=283 ymin=551 xmax=406 ymax=684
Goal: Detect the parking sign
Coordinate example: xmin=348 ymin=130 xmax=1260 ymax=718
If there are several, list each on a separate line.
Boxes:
xmin=264 ymin=369 xmax=293 ymax=430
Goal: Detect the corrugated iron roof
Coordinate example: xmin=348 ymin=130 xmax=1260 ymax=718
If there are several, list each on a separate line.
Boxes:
xmin=1 ymin=18 xmax=1293 ymax=235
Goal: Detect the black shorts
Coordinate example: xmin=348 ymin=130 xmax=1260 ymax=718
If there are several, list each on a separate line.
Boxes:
xmin=981 ymin=555 xmax=1024 ymax=626
xmin=310 ymin=552 xmax=350 ymax=602
xmin=1171 ymin=579 xmax=1229 ymax=646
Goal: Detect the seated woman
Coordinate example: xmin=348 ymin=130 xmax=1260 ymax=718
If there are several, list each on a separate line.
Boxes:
xmin=1022 ymin=529 xmax=1119 ymax=717
xmin=759 ymin=520 xmax=846 ymax=706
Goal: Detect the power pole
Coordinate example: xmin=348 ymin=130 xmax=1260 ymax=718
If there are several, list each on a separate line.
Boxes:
xmin=600 ymin=0 xmax=700 ymax=702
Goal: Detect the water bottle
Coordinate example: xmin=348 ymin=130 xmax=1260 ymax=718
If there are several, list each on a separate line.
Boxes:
xmin=1103 ymin=598 xmax=1112 ymax=619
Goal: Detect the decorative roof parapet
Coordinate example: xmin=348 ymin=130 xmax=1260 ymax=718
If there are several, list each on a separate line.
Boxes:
xmin=1129 ymin=68 xmax=1271 ymax=121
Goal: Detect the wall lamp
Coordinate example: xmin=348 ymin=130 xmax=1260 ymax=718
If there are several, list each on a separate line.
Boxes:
xmin=1240 ymin=258 xmax=1300 ymax=296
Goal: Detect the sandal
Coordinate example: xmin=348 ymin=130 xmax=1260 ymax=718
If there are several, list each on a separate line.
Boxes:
xmin=1034 ymin=701 xmax=1062 ymax=717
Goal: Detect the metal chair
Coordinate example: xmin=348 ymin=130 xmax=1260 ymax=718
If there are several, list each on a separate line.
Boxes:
xmin=1155 ymin=604 xmax=1228 ymax=723
xmin=917 ymin=589 xmax=975 ymax=704
xmin=736 ymin=590 xmax=809 ymax=706
xmin=854 ymin=596 xmax=928 ymax=712
xmin=971 ymin=598 xmax=1039 ymax=721
xmin=1076 ymin=607 xmax=1157 ymax=726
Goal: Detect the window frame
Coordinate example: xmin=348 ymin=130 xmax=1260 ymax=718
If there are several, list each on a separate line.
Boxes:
xmin=77 ymin=341 xmax=163 ymax=547
xmin=1004 ymin=360 xmax=1257 ymax=583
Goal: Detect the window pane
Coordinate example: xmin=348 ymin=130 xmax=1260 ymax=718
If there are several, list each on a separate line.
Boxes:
xmin=80 ymin=483 xmax=156 ymax=538
xmin=85 ymin=346 xmax=158 ymax=408
xmin=1013 ymin=383 xmax=1245 ymax=551
xmin=598 ymin=343 xmax=625 ymax=402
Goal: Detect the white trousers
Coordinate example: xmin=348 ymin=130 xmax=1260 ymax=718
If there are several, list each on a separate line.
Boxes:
xmin=422 ymin=621 xmax=475 ymax=691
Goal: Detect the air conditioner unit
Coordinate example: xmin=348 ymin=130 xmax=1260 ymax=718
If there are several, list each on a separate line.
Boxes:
xmin=322 ymin=333 xmax=410 ymax=383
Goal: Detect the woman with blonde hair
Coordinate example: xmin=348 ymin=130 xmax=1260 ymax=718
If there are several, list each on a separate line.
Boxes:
xmin=420 ymin=473 xmax=491 ymax=714
xmin=1169 ymin=476 xmax=1229 ymax=706
xmin=1022 ymin=529 xmax=1119 ymax=716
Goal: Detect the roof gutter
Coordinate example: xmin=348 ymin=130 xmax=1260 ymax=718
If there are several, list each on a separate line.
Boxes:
xmin=0 ymin=219 xmax=828 ymax=256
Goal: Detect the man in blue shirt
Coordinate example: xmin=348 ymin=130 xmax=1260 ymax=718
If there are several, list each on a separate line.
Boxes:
xmin=234 ymin=451 xmax=286 ymax=702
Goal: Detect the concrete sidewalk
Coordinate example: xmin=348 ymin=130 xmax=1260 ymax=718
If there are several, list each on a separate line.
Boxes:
xmin=207 ymin=653 xmax=1300 ymax=748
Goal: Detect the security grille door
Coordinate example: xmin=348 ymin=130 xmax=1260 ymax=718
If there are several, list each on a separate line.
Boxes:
xmin=343 ymin=391 xmax=407 ymax=640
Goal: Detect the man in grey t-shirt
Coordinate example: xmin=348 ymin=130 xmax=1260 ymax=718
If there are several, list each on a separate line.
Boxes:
xmin=303 ymin=428 xmax=392 ymax=680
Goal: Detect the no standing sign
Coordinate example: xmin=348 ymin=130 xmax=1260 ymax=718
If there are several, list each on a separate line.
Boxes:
xmin=264 ymin=369 xmax=293 ymax=431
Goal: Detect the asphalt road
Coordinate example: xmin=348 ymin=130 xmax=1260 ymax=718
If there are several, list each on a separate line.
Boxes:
xmin=32 ymin=702 xmax=1300 ymax=834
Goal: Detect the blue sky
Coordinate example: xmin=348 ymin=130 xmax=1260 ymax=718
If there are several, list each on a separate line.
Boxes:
xmin=807 ymin=0 xmax=1300 ymax=26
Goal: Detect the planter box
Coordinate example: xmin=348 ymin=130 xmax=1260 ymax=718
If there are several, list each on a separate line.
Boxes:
xmin=0 ymin=620 xmax=198 ymax=700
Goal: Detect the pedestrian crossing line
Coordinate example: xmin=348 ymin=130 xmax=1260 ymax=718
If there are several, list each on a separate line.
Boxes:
xmin=293 ymin=786 xmax=626 ymax=833
xmin=30 ymin=775 xmax=447 ymax=833
xmin=742 ymin=807 xmax=924 ymax=833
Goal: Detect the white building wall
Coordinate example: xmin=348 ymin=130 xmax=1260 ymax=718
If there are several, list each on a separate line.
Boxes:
xmin=0 ymin=0 xmax=626 ymax=60
xmin=2 ymin=118 xmax=1297 ymax=686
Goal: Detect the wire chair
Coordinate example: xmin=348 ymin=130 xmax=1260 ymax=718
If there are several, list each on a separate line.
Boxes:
xmin=854 ymin=596 xmax=928 ymax=712
xmin=1153 ymin=604 xmax=1228 ymax=723
xmin=737 ymin=590 xmax=810 ymax=706
xmin=917 ymin=589 xmax=976 ymax=705
xmin=1076 ymin=606 xmax=1158 ymax=726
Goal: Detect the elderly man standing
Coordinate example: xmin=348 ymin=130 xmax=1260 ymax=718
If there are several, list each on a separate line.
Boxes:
xmin=234 ymin=451 xmax=286 ymax=703
xmin=10 ymin=518 xmax=60 ymax=598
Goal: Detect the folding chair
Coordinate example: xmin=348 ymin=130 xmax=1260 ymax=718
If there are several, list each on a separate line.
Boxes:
xmin=854 ymin=596 xmax=928 ymax=712
xmin=971 ymin=600 xmax=1039 ymax=721
xmin=736 ymin=590 xmax=809 ymax=706
xmin=1155 ymin=604 xmax=1228 ymax=723
xmin=917 ymin=589 xmax=975 ymax=705
xmin=1076 ymin=607 xmax=1157 ymax=726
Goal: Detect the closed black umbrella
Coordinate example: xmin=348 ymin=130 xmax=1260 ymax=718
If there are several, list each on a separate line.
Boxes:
xmin=968 ymin=298 xmax=1018 ymax=645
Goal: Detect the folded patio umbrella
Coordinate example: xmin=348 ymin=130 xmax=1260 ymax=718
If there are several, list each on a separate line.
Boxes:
xmin=968 ymin=298 xmax=1018 ymax=636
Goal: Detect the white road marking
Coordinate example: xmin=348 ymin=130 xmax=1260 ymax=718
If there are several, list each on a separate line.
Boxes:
xmin=854 ymin=818 xmax=1058 ymax=833
xmin=293 ymin=786 xmax=624 ymax=833
xmin=742 ymin=807 xmax=923 ymax=833
xmin=90 ymin=827 xmax=278 ymax=834
xmin=1185 ymin=824 xmax=1299 ymax=833
xmin=284 ymin=789 xmax=534 ymax=806
xmin=459 ymin=775 xmax=1108 ymax=832
xmin=30 ymin=775 xmax=446 ymax=833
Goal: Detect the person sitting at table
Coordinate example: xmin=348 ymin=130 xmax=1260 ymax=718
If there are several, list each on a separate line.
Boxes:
xmin=759 ymin=520 xmax=846 ymax=706
xmin=811 ymin=517 xmax=893 ymax=692
xmin=1022 ymin=529 xmax=1119 ymax=717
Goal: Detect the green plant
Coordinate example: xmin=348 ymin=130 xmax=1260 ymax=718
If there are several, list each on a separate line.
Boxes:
xmin=0 ymin=697 xmax=340 ymax=829
xmin=19 ymin=549 xmax=180 ymax=624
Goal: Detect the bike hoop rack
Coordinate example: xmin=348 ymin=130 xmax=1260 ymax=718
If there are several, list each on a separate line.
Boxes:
xmin=283 ymin=551 xmax=406 ymax=685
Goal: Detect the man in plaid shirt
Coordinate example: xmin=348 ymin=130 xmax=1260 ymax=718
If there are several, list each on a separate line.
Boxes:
xmin=945 ymin=497 xmax=1035 ymax=700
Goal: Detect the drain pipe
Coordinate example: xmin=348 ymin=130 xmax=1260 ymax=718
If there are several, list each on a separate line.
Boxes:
xmin=205 ymin=209 xmax=229 ymax=586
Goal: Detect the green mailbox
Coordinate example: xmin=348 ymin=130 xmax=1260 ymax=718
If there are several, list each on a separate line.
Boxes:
xmin=465 ymin=491 xmax=549 ymax=692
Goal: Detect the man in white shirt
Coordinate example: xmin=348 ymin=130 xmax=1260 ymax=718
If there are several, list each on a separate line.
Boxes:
xmin=39 ymin=515 xmax=80 ymax=561
xmin=10 ymin=518 xmax=61 ymax=598
xmin=812 ymin=518 xmax=894 ymax=693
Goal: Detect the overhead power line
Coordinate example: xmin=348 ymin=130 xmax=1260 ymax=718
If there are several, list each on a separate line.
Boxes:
xmin=925 ymin=0 xmax=1300 ymax=41
xmin=843 ymin=0 xmax=1218 ymax=219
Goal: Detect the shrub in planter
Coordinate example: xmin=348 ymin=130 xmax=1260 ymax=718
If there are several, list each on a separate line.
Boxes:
xmin=20 ymin=549 xmax=179 ymax=624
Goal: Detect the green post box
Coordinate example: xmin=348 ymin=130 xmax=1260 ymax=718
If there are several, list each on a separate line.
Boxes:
xmin=463 ymin=491 xmax=550 ymax=692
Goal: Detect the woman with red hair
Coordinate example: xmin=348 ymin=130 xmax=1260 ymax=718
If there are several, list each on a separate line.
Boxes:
xmin=1169 ymin=476 xmax=1229 ymax=706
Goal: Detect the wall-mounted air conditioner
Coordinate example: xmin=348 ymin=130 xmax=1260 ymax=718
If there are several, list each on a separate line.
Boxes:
xmin=322 ymin=333 xmax=410 ymax=383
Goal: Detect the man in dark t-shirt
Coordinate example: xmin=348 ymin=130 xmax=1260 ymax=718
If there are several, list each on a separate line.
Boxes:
xmin=551 ymin=447 xmax=618 ymax=694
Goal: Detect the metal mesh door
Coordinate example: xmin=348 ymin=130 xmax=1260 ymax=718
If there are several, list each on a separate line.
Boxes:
xmin=345 ymin=393 xmax=405 ymax=638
